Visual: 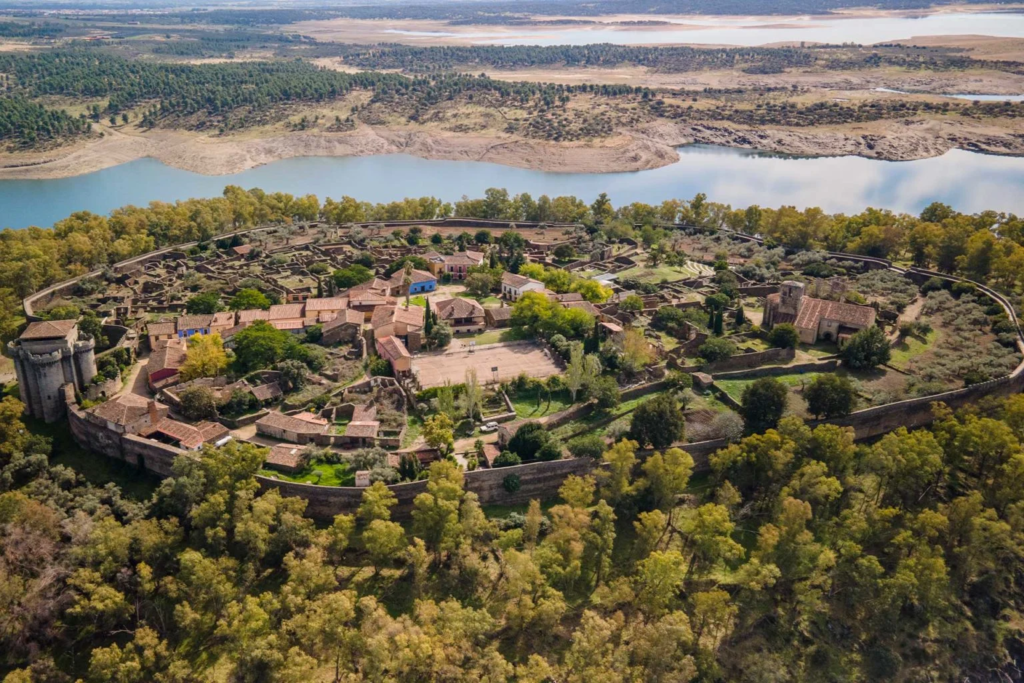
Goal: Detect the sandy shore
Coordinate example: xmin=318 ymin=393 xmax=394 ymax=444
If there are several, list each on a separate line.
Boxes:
xmin=2 ymin=114 xmax=1023 ymax=181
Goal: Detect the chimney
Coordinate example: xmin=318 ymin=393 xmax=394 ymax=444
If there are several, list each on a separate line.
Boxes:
xmin=148 ymin=400 xmax=159 ymax=425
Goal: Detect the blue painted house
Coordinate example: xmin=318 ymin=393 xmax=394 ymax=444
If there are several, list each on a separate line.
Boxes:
xmin=389 ymin=268 xmax=437 ymax=296
xmin=176 ymin=314 xmax=214 ymax=338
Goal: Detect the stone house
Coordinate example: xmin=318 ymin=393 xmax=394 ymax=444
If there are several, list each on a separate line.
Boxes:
xmin=432 ymin=297 xmax=486 ymax=334
xmin=376 ymin=336 xmax=412 ymax=375
xmin=371 ymin=305 xmax=425 ymax=341
xmin=86 ymin=395 xmax=168 ymax=435
xmin=268 ymin=303 xmax=306 ymax=333
xmin=147 ymin=320 xmax=177 ymax=348
xmin=486 ymin=306 xmax=512 ymax=328
xmin=147 ymin=338 xmax=188 ymax=391
xmin=321 ymin=309 xmax=364 ymax=345
xmin=763 ymin=281 xmax=877 ymax=344
xmin=256 ymin=411 xmax=330 ymax=444
xmin=141 ymin=417 xmax=231 ymax=450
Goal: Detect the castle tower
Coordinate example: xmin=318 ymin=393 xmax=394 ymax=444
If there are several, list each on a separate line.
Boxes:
xmin=778 ymin=281 xmax=805 ymax=316
xmin=9 ymin=319 xmax=97 ymax=423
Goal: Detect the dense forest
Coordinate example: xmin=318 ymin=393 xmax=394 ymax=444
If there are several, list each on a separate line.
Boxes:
xmin=331 ymin=42 xmax=1024 ymax=76
xmin=1 ymin=49 xmax=1020 ymax=146
xmin=0 ymin=21 xmax=63 ymax=38
xmin=0 ymin=96 xmax=91 ymax=148
xmin=4 ymin=350 xmax=1024 ymax=680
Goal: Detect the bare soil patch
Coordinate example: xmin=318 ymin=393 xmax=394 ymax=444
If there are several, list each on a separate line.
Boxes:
xmin=411 ymin=340 xmax=562 ymax=389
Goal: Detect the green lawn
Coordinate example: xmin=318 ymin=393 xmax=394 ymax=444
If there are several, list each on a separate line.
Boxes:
xmin=616 ymin=265 xmax=694 ymax=284
xmin=410 ymin=295 xmax=427 ymax=307
xmin=800 ymin=341 xmax=840 ymax=358
xmin=460 ymin=327 xmax=528 ymax=346
xmin=889 ymin=329 xmax=940 ymax=369
xmin=456 ymin=292 xmax=501 ymax=306
xmin=403 ymin=414 xmax=424 ymax=448
xmin=26 ymin=416 xmax=160 ymax=500
xmin=261 ymin=460 xmax=355 ymax=486
xmin=511 ymin=389 xmax=574 ymax=419
xmin=716 ymin=373 xmax=822 ymax=402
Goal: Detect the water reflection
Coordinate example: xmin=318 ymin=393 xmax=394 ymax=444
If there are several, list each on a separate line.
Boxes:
xmin=426 ymin=11 xmax=1024 ymax=46
xmin=1 ymin=145 xmax=1023 ymax=229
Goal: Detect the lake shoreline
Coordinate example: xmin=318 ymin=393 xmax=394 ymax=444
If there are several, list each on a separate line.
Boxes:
xmin=3 ymin=118 xmax=1024 ymax=181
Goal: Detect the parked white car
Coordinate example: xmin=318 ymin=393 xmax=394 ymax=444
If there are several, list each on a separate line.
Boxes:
xmin=479 ymin=422 xmax=499 ymax=433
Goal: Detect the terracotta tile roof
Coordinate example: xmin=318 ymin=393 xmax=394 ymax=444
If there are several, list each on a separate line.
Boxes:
xmin=434 ymin=297 xmax=485 ymax=321
xmin=345 ymin=421 xmax=380 ymax=439
xmin=388 ymin=269 xmax=436 ymax=287
xmin=378 ymin=336 xmax=410 ymax=362
xmin=352 ymin=404 xmax=377 ymax=421
xmin=90 ymin=394 xmax=161 ymax=426
xmin=211 ymin=311 xmax=236 ymax=327
xmin=465 ymin=250 xmax=485 ymax=261
xmin=293 ymin=411 xmax=329 ymax=426
xmin=21 ymin=319 xmax=77 ymax=340
xmin=553 ymin=292 xmax=584 ymax=303
xmin=272 ymin=320 xmax=305 ymax=331
xmin=486 ymin=307 xmax=512 ymax=321
xmin=795 ymin=296 xmax=876 ymax=331
xmin=564 ymin=300 xmax=600 ymax=317
xmin=265 ymin=444 xmax=304 ymax=471
xmin=177 ymin=314 xmax=214 ymax=331
xmin=268 ymin=303 xmax=305 ymax=320
xmin=143 ymin=417 xmax=203 ymax=449
xmin=148 ymin=339 xmax=187 ymax=374
xmin=443 ymin=252 xmax=483 ymax=266
xmin=322 ymin=309 xmax=363 ymax=330
xmin=348 ymin=278 xmax=390 ymax=293
xmin=304 ymin=297 xmax=348 ymax=311
xmin=257 ymin=411 xmax=329 ymax=435
xmin=251 ymin=382 xmax=282 ymax=402
xmin=501 ymin=272 xmax=541 ymax=289
xmin=197 ymin=421 xmax=231 ymax=443
xmin=348 ymin=290 xmax=394 ymax=307
xmin=371 ymin=304 xmax=424 ymax=330
xmin=600 ymin=321 xmax=624 ymax=333
xmin=232 ymin=244 xmax=253 ymax=255
xmin=237 ymin=309 xmax=270 ymax=324
xmin=147 ymin=321 xmax=177 ymax=337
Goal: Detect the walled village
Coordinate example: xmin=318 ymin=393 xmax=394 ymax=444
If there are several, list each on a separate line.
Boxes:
xmin=12 ymin=217 xmax=1024 ymax=516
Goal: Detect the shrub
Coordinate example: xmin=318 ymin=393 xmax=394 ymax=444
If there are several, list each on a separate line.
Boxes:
xmin=398 ymin=453 xmax=421 ymax=481
xmin=536 ymin=440 xmax=563 ymax=461
xmin=369 ymin=356 xmax=392 ymax=377
xmin=699 ymin=337 xmax=736 ymax=363
xmin=920 ymin=276 xmax=946 ymax=294
xmin=494 ymin=450 xmax=522 ymax=467
xmin=508 ymin=422 xmax=547 ymax=460
xmin=840 ymin=327 xmax=891 ymax=369
xmin=503 ymin=473 xmax=521 ymax=493
xmin=951 ymin=281 xmax=977 ymax=298
xmin=804 ymin=374 xmax=857 ymax=419
xmin=768 ymin=323 xmax=799 ymax=349
xmin=567 ymin=434 xmax=606 ymax=460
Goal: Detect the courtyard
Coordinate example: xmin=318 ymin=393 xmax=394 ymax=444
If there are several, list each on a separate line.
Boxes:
xmin=411 ymin=340 xmax=563 ymax=389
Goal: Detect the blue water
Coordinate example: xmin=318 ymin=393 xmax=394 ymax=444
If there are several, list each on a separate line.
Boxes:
xmin=2 ymin=145 xmax=1024 ymax=229
xmin=387 ymin=11 xmax=1024 ymax=47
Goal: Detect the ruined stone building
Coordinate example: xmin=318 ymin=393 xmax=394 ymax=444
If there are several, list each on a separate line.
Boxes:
xmin=8 ymin=320 xmax=97 ymax=422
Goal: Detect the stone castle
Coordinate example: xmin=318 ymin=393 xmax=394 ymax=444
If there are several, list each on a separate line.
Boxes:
xmin=8 ymin=319 xmax=97 ymax=422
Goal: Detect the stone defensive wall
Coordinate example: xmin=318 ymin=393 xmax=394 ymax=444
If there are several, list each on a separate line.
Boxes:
xmin=30 ymin=220 xmax=1024 ymax=519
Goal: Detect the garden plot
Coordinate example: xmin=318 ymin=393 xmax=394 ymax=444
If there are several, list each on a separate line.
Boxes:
xmin=411 ymin=341 xmax=562 ymax=389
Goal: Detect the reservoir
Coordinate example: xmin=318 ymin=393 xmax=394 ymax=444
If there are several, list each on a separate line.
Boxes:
xmin=383 ymin=11 xmax=1024 ymax=47
xmin=2 ymin=145 xmax=1024 ymax=229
